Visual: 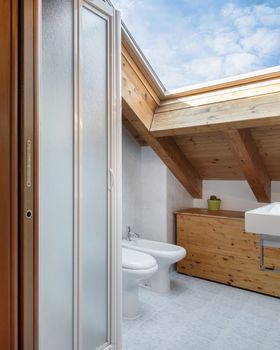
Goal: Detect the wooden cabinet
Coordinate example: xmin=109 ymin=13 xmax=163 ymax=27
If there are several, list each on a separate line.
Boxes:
xmin=176 ymin=208 xmax=280 ymax=297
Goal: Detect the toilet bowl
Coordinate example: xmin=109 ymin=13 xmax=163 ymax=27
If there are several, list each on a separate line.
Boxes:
xmin=122 ymin=248 xmax=158 ymax=319
xmin=122 ymin=239 xmax=186 ymax=294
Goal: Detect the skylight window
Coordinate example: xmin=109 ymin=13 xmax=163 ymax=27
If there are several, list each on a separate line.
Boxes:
xmin=113 ymin=0 xmax=280 ymax=90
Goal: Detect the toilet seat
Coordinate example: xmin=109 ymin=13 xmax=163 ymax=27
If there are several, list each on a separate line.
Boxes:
xmin=122 ymin=248 xmax=157 ymax=270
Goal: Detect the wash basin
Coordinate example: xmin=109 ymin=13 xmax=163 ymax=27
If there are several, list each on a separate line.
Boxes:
xmin=245 ymin=202 xmax=280 ymax=237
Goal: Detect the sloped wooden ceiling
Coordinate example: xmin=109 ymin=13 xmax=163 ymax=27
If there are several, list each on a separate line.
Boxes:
xmin=121 ymin=34 xmax=280 ymax=203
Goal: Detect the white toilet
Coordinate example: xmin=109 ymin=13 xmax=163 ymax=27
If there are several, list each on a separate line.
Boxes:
xmin=122 ymin=248 xmax=158 ymax=319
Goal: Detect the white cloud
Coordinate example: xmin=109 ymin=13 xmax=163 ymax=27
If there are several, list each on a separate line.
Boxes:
xmin=112 ymin=1 xmax=280 ymax=89
xmin=113 ymin=0 xmax=143 ymax=15
xmin=209 ymin=31 xmax=242 ymax=55
xmin=186 ymin=57 xmax=224 ymax=80
xmin=234 ymin=15 xmax=258 ymax=35
xmin=225 ymin=52 xmax=259 ymax=75
xmin=241 ymin=28 xmax=280 ymax=56
xmin=255 ymin=4 xmax=280 ymax=26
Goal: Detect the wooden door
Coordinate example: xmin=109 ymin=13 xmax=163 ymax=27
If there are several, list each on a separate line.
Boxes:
xmin=0 ymin=0 xmax=18 ymax=349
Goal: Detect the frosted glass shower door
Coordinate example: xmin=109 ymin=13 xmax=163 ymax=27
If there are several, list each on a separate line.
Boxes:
xmin=38 ymin=1 xmax=121 ymax=349
xmin=79 ymin=4 xmax=109 ymax=350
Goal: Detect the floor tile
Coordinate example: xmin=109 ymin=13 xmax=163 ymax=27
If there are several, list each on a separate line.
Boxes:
xmin=122 ymin=273 xmax=280 ymax=350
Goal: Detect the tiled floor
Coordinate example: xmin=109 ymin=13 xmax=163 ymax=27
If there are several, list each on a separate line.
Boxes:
xmin=122 ymin=273 xmax=280 ymax=350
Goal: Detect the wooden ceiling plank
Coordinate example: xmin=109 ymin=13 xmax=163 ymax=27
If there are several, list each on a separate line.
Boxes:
xmin=157 ymin=78 xmax=280 ymax=114
xmin=151 ymin=92 xmax=280 ymax=137
xmin=122 ymin=55 xmax=157 ymax=130
xmin=122 ymin=45 xmax=161 ymax=105
xmin=224 ymin=129 xmax=271 ymax=203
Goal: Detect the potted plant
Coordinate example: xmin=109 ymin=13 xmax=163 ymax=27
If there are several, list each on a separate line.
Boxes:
xmin=207 ymin=195 xmax=221 ymax=211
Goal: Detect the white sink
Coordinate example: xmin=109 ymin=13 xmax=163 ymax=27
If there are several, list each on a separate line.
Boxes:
xmin=245 ymin=202 xmax=280 ymax=237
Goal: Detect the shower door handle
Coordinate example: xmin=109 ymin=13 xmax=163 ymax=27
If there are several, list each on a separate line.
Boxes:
xmin=108 ymin=168 xmax=115 ymax=191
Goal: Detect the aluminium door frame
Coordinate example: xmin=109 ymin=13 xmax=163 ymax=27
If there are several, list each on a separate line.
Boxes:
xmin=75 ymin=1 xmax=122 ymax=349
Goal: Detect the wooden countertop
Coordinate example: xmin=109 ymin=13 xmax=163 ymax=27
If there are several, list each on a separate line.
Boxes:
xmin=175 ymin=208 xmax=245 ymax=220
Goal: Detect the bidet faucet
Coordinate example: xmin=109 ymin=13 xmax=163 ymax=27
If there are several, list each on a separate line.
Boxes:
xmin=126 ymin=226 xmax=140 ymax=241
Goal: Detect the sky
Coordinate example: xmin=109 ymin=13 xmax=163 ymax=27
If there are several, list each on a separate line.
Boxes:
xmin=112 ymin=0 xmax=280 ymax=89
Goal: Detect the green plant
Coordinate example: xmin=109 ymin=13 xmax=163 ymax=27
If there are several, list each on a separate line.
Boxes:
xmin=209 ymin=195 xmax=220 ymax=201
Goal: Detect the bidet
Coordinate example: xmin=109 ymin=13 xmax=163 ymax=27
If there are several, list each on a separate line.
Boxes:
xmin=122 ymin=238 xmax=186 ymax=293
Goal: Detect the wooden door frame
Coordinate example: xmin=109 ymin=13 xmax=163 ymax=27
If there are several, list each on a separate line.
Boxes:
xmin=20 ymin=0 xmax=39 ymax=349
xmin=0 ymin=0 xmax=18 ymax=349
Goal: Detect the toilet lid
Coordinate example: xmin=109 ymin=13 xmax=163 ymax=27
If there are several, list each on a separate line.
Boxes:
xmin=122 ymin=248 xmax=157 ymax=270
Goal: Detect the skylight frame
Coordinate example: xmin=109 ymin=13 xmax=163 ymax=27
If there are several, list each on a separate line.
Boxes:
xmin=122 ymin=24 xmax=280 ymax=101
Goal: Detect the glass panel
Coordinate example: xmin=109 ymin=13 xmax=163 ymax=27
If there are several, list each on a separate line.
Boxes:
xmin=40 ymin=1 xmax=74 ymax=350
xmin=80 ymin=6 xmax=108 ymax=350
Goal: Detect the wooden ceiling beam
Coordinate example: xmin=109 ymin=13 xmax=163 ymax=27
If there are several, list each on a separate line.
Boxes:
xmin=151 ymin=92 xmax=280 ymax=137
xmin=122 ymin=54 xmax=156 ymax=130
xmin=122 ymin=46 xmax=202 ymax=198
xmin=122 ymin=116 xmax=147 ymax=146
xmin=224 ymin=129 xmax=271 ymax=203
xmin=122 ymin=100 xmax=202 ymax=198
xmin=156 ymin=136 xmax=202 ymax=198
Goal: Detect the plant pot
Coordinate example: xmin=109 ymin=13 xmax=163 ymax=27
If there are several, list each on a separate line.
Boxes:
xmin=207 ymin=199 xmax=221 ymax=211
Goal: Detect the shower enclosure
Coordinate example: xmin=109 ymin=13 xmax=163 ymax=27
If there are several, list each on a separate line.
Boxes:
xmin=21 ymin=1 xmax=122 ymax=349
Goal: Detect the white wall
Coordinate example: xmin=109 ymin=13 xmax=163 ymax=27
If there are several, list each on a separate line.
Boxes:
xmin=140 ymin=147 xmax=192 ymax=243
xmin=122 ymin=127 xmax=192 ymax=243
xmin=122 ymin=127 xmax=142 ymax=237
xmin=140 ymin=147 xmax=167 ymax=242
xmin=194 ymin=180 xmax=280 ymax=212
xmin=166 ymin=170 xmax=192 ymax=243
